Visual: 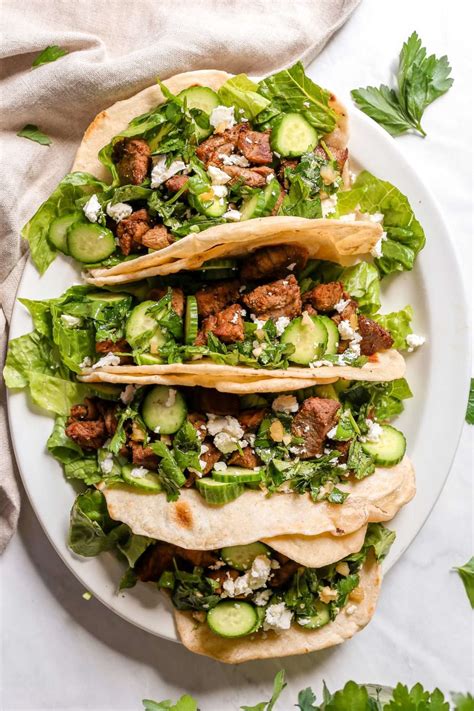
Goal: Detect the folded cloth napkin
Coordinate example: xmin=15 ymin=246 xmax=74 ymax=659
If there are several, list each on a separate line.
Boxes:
xmin=0 ymin=0 xmax=360 ymax=551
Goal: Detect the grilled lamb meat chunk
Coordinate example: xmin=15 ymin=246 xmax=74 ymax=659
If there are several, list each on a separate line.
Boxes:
xmin=304 ymin=281 xmax=345 ymax=313
xmin=190 ymin=388 xmax=240 ymax=417
xmin=200 ymin=304 xmax=245 ymax=344
xmin=148 ymin=286 xmax=185 ymax=317
xmin=332 ymin=439 xmax=352 ymax=463
xmin=315 ymin=144 xmax=349 ymax=172
xmin=115 ymin=208 xmax=151 ymax=256
xmin=238 ymin=408 xmax=267 ymax=432
xmin=187 ymin=413 xmax=208 ymax=440
xmin=222 ymin=164 xmax=274 ymax=188
xmin=65 ymin=419 xmax=107 ymax=450
xmin=136 ymin=543 xmax=219 ymax=583
xmin=358 ymin=316 xmax=394 ymax=355
xmin=200 ymin=441 xmax=222 ymax=475
xmin=195 ymin=280 xmax=241 ymax=318
xmin=242 ymin=274 xmax=302 ymax=320
xmin=291 ymin=397 xmax=340 ymax=458
xmin=195 ymin=126 xmax=241 ymax=166
xmin=164 ymin=174 xmax=189 ymax=192
xmin=277 ymin=159 xmax=298 ymax=189
xmin=207 ymin=568 xmax=239 ymax=594
xmin=130 ymin=442 xmax=159 ymax=470
xmin=96 ymin=401 xmax=118 ymax=436
xmin=240 ymin=244 xmax=308 ymax=282
xmin=236 ymin=129 xmax=272 ymax=165
xmin=95 ymin=338 xmax=130 ymax=354
xmin=228 ymin=446 xmax=261 ymax=469
xmin=70 ymin=397 xmax=99 ymax=421
xmin=272 ymin=187 xmax=286 ymax=216
xmin=112 ymin=138 xmax=151 ymax=185
xmin=269 ymin=559 xmax=299 ymax=587
xmin=141 ymin=225 xmax=172 ymax=251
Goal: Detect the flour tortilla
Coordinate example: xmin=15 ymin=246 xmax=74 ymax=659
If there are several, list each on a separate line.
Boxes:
xmin=79 ymin=349 xmax=405 ymax=391
xmin=265 ymin=525 xmax=368 ymax=568
xmin=69 ymin=68 xmax=373 ymax=286
xmin=100 ymin=455 xmax=414 ymax=552
xmin=174 ymin=552 xmax=381 ymax=663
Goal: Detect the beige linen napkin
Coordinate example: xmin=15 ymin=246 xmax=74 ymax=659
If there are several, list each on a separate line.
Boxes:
xmin=0 ymin=0 xmax=360 ymax=551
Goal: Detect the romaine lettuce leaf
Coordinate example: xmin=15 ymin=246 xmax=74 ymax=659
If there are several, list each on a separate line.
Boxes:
xmin=47 ymin=415 xmax=83 ymax=462
xmin=303 ymin=261 xmax=381 ymax=315
xmin=364 ymin=522 xmax=396 ymax=561
xmin=29 ymin=373 xmax=89 ymax=416
xmin=63 ymin=457 xmax=102 ymax=485
xmin=337 ymin=171 xmax=425 ymax=277
xmin=374 ymin=305 xmax=413 ymax=350
xmin=22 ymin=172 xmax=108 ymax=274
xmin=117 ymin=534 xmax=153 ymax=568
xmin=218 ymin=74 xmax=270 ymax=119
xmin=68 ymin=490 xmax=129 ymax=557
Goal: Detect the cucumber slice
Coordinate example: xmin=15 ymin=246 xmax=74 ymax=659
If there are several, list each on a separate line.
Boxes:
xmin=207 ymin=601 xmax=257 ymax=638
xmin=319 ymin=316 xmax=340 ymax=355
xmin=48 ymin=212 xmax=81 ymax=254
xmin=184 ymin=296 xmax=199 ymax=345
xmin=199 ymin=259 xmax=238 ymax=272
xmin=142 ymin=385 xmax=187 ymax=435
xmin=178 ymin=86 xmax=219 ymax=141
xmin=196 ymin=478 xmax=244 ymax=505
xmin=280 ymin=314 xmax=328 ymax=365
xmin=360 ymin=425 xmax=406 ymax=466
xmin=271 ymin=113 xmax=318 ymax=157
xmin=212 ymin=466 xmax=263 ymax=484
xmin=67 ymin=222 xmax=116 ymax=263
xmin=190 ymin=190 xmax=228 ymax=217
xmin=134 ymin=353 xmax=164 ymax=365
xmin=121 ymin=464 xmax=162 ymax=492
xmin=261 ymin=178 xmax=282 ymax=216
xmin=239 ymin=394 xmax=269 ymax=409
xmin=89 ymin=383 xmax=123 ymax=400
xmin=240 ymin=190 xmax=266 ymax=221
xmin=125 ymin=300 xmax=167 ymax=352
xmin=301 ymin=601 xmax=330 ymax=629
xmin=314 ymin=384 xmax=340 ymax=401
xmin=221 ymin=542 xmax=270 ymax=571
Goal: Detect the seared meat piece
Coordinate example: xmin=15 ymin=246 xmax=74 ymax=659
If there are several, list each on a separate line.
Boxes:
xmin=187 ymin=413 xmax=208 ymax=440
xmin=190 ymin=388 xmax=240 ymax=417
xmin=195 ymin=280 xmax=241 ymax=318
xmin=112 ymin=138 xmax=151 ymax=185
xmin=70 ymin=397 xmax=99 ymax=420
xmin=291 ymin=397 xmax=340 ymax=458
xmin=238 ymin=408 xmax=267 ymax=432
xmin=96 ymin=400 xmax=118 ymax=436
xmin=228 ymin=446 xmax=261 ymax=469
xmin=242 ymin=274 xmax=302 ymax=320
xmin=95 ymin=338 xmax=130 ymax=354
xmin=195 ymin=126 xmax=241 ymax=166
xmin=148 ymin=286 xmax=185 ymax=317
xmin=207 ymin=568 xmax=239 ymax=594
xmin=200 ymin=441 xmax=222 ymax=475
xmin=165 ymin=174 xmax=189 ymax=192
xmin=269 ymin=560 xmax=299 ymax=588
xmin=200 ymin=304 xmax=245 ymax=344
xmin=222 ymin=165 xmax=273 ymax=188
xmin=65 ymin=419 xmax=107 ymax=450
xmin=315 ymin=144 xmax=348 ymax=172
xmin=115 ymin=208 xmax=151 ymax=256
xmin=236 ymin=129 xmax=272 ymax=165
xmin=358 ymin=316 xmax=394 ymax=356
xmin=331 ymin=294 xmax=358 ymax=326
xmin=130 ymin=442 xmax=160 ymax=470
xmin=271 ymin=187 xmax=286 ymax=216
xmin=136 ymin=542 xmax=219 ymax=583
xmin=304 ymin=281 xmax=344 ymax=312
xmin=277 ymin=159 xmax=298 ymax=189
xmin=240 ymin=244 xmax=309 ymax=282
xmin=141 ymin=226 xmax=172 ymax=252
xmin=332 ymin=439 xmax=351 ymax=464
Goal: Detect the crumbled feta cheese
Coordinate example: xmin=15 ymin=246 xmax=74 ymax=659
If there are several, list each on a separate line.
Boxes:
xmin=339 ymin=212 xmax=357 ymax=222
xmin=92 ymin=352 xmax=121 ymax=368
xmin=213 ymin=461 xmax=227 ymax=472
xmin=297 ymin=617 xmax=311 ymax=626
xmin=360 ymin=419 xmax=383 ymax=443
xmin=60 ymin=314 xmax=82 ymax=328
xmin=309 ymin=359 xmax=334 ymax=368
xmin=165 ymin=388 xmax=177 ymax=407
xmin=370 ymin=231 xmax=387 ymax=258
xmin=327 ymin=425 xmax=338 ymax=439
xmin=208 ymin=559 xmax=226 ymax=571
xmin=282 ymin=433 xmax=292 ymax=446
xmin=265 ymin=172 xmax=276 ymax=183
xmin=129 ymin=466 xmax=149 ymax=479
xmin=406 ymin=333 xmax=426 ymax=352
xmin=83 ymin=194 xmax=103 ymax=223
xmin=263 ymin=602 xmax=293 ymax=631
xmin=345 ymin=604 xmax=357 ymax=616
xmin=367 ymin=211 xmax=384 ymax=223
xmin=338 ymin=320 xmax=355 ymax=340
xmin=223 ymin=209 xmax=241 ymax=221
xmin=222 ymin=555 xmax=271 ymax=597
xmin=106 ymin=201 xmax=133 ymax=222
xmin=79 ymin=356 xmax=92 ymax=369
xmin=274 ymin=316 xmax=290 ymax=336
xmin=321 ymin=194 xmax=338 ymax=217
xmin=250 ymin=314 xmax=267 ymax=330
xmin=154 ymin=425 xmax=161 ymax=434
xmin=219 ymin=153 xmax=249 ymax=167
xmin=100 ymin=452 xmax=114 ymax=475
xmin=150 ymin=156 xmax=187 ymax=188
xmin=253 ymin=589 xmax=272 ymax=606
xmin=207 ymin=414 xmax=245 ymax=454
xmin=287 ymin=262 xmax=296 ymax=272
xmin=120 ymin=384 xmax=137 ymax=405
xmin=209 ymin=105 xmax=236 ymax=132
xmin=272 ymin=395 xmax=299 ymax=414
xmin=208 ymin=165 xmax=231 ymax=185
xmin=334 ymin=298 xmax=351 ymax=314
xmin=211 ymin=184 xmax=228 ymax=199
xmin=200 ymin=444 xmax=209 ymax=455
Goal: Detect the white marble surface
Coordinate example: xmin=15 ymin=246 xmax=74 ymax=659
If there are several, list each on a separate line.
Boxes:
xmin=1 ymin=0 xmax=472 ymax=708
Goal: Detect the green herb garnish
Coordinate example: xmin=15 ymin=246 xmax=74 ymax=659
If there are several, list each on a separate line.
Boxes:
xmin=32 ymin=45 xmax=68 ymax=68
xmin=17 ymin=124 xmax=51 ymax=146
xmin=454 ymin=556 xmax=474 ymax=608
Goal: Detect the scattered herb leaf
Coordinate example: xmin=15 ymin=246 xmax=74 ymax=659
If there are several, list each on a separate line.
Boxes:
xmin=454 ymin=557 xmax=474 ymax=608
xmin=466 ymin=379 xmax=474 ymax=425
xmin=32 ymin=45 xmax=68 ymax=68
xmin=17 ymin=124 xmax=51 ymax=146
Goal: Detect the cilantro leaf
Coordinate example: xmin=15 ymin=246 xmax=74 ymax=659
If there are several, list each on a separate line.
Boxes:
xmin=32 ymin=45 xmax=68 ymax=68
xmin=241 ymin=670 xmax=286 ymax=711
xmin=297 ymin=687 xmax=318 ymax=711
xmin=351 ymin=31 xmax=453 ymax=137
xmin=452 ymin=692 xmax=474 ymax=711
xmin=17 ymin=124 xmax=51 ymax=146
xmin=142 ymin=696 xmax=198 ymax=711
xmin=385 ymin=682 xmax=449 ymax=710
xmin=324 ymin=680 xmax=371 ymax=710
xmin=466 ymin=379 xmax=474 ymax=425
xmin=454 ymin=556 xmax=474 ymax=608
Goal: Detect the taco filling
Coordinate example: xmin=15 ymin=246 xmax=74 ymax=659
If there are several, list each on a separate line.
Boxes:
xmin=47 ymin=381 xmax=410 ymax=507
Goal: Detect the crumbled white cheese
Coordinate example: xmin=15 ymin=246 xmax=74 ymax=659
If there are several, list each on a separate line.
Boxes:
xmin=200 ymin=444 xmax=209 ymax=455
xmin=338 ymin=319 xmax=355 ymax=340
xmin=100 ymin=452 xmax=114 ymax=475
xmin=334 ymin=298 xmax=351 ymax=314
xmin=263 ymin=602 xmax=293 ymax=631
xmin=150 ymin=156 xmax=187 ymax=188
xmin=274 ymin=316 xmax=290 ymax=336
xmin=83 ymin=194 xmax=103 ymax=223
xmin=222 ymin=555 xmax=271 ymax=597
xmin=360 ymin=419 xmax=383 ymax=443
xmin=207 ymin=414 xmax=245 ymax=454
xmin=327 ymin=425 xmax=338 ymax=439
xmin=208 ymin=165 xmax=231 ymax=185
xmin=309 ymin=359 xmax=334 ymax=368
xmin=223 ymin=209 xmax=242 ymax=221
xmin=272 ymin=395 xmax=299 ymax=414
xmin=154 ymin=425 xmax=161 ymax=434
xmin=297 ymin=617 xmax=311 ymax=626
xmin=129 ymin=466 xmax=149 ymax=479
xmin=339 ymin=212 xmax=357 ymax=222
xmin=165 ymin=388 xmax=177 ymax=407
xmin=287 ymin=262 xmax=296 ymax=272
xmin=367 ymin=211 xmax=384 ymax=223
xmin=209 ymin=105 xmax=236 ymax=132
xmin=213 ymin=461 xmax=227 ymax=472
xmin=106 ymin=201 xmax=133 ymax=222
xmin=265 ymin=172 xmax=276 ymax=184
xmin=92 ymin=352 xmax=121 ymax=368
xmin=79 ymin=356 xmax=92 ymax=369
xmin=219 ymin=153 xmax=249 ymax=167
xmin=321 ymin=194 xmax=338 ymax=217
xmin=406 ymin=333 xmax=426 ymax=352
xmin=370 ymin=231 xmax=387 ymax=258
xmin=345 ymin=604 xmax=357 ymax=616
xmin=250 ymin=314 xmax=267 ymax=330
xmin=253 ymin=589 xmax=272 ymax=607
xmin=60 ymin=314 xmax=82 ymax=328
xmin=212 ymin=184 xmax=228 ymax=199
xmin=120 ymin=384 xmax=137 ymax=405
